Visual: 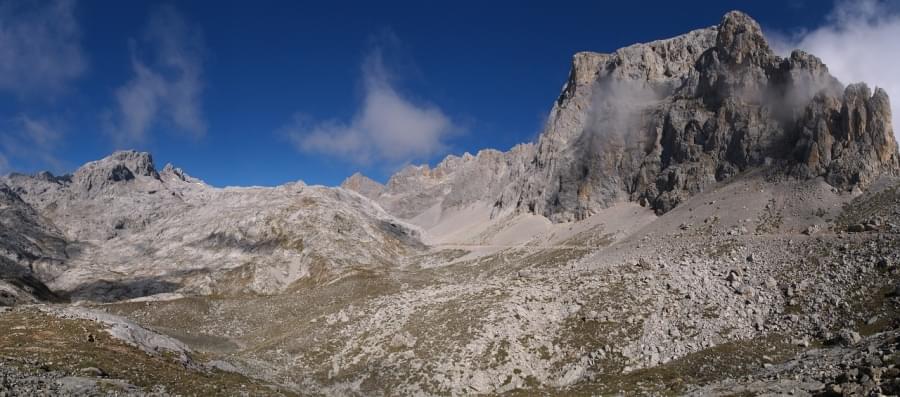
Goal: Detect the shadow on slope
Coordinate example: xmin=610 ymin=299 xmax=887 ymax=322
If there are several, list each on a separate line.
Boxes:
xmin=66 ymin=277 xmax=182 ymax=303
xmin=0 ymin=258 xmax=66 ymax=305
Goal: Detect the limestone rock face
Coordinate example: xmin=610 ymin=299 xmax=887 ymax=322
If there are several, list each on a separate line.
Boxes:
xmin=795 ymin=84 xmax=899 ymax=187
xmin=1 ymin=152 xmax=425 ymax=301
xmin=348 ymin=145 xmax=535 ymax=224
xmin=353 ymin=11 xmax=899 ymax=222
xmin=0 ymin=183 xmax=67 ymax=305
xmin=72 ymin=150 xmax=160 ymax=194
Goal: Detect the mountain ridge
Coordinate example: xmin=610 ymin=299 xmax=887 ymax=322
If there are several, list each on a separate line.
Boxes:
xmin=346 ymin=11 xmax=899 ymax=224
xmin=1 ymin=10 xmax=900 ymax=396
xmin=1 ymin=149 xmax=426 ymax=302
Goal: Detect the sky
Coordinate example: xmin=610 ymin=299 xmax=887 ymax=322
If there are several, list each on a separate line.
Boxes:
xmin=0 ymin=0 xmax=897 ymax=187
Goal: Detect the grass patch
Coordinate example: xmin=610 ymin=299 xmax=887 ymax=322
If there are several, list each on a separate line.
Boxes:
xmin=0 ymin=307 xmax=294 ymax=396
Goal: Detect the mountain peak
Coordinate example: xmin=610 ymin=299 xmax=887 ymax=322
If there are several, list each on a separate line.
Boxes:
xmin=367 ymin=10 xmax=899 ymax=223
xmin=341 ymin=172 xmax=385 ymax=199
xmin=160 ymin=163 xmax=204 ymax=184
xmin=716 ymin=10 xmax=772 ymax=65
xmin=92 ymin=150 xmax=157 ymax=176
xmin=72 ymin=150 xmax=159 ymax=192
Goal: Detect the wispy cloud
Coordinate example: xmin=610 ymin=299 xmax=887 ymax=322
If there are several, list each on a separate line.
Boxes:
xmin=0 ymin=0 xmax=86 ymax=98
xmin=0 ymin=115 xmax=65 ymax=173
xmin=104 ymin=5 xmax=206 ymax=145
xmin=771 ymin=0 xmax=900 ymax=141
xmin=281 ymin=36 xmax=459 ymax=165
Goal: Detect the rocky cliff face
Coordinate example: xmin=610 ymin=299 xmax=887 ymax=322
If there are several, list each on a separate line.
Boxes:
xmin=342 ymin=144 xmax=535 ymax=227
xmin=0 ymin=183 xmax=66 ymax=305
xmin=352 ymin=11 xmax=900 ymax=222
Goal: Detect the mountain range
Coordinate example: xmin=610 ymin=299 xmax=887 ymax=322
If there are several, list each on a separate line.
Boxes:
xmin=1 ymin=11 xmax=900 ymax=396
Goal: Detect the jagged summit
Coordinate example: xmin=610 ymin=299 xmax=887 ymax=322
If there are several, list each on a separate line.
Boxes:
xmin=72 ymin=150 xmax=160 ymax=192
xmin=715 ymin=10 xmax=773 ymax=65
xmin=351 ymin=10 xmax=899 ymax=223
xmin=80 ymin=150 xmax=158 ymax=176
xmin=161 ymin=163 xmax=204 ymax=184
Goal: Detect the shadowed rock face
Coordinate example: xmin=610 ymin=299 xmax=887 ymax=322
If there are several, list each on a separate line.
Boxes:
xmin=353 ymin=11 xmax=900 ymax=222
xmin=0 ymin=183 xmax=67 ymax=305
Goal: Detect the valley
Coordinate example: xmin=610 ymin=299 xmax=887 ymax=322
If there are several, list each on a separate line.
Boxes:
xmin=2 ymin=10 xmax=900 ymax=396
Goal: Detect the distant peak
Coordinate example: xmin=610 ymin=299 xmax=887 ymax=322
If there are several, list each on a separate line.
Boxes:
xmin=94 ymin=150 xmax=158 ymax=177
xmin=341 ymin=172 xmax=384 ymax=199
xmin=72 ymin=150 xmax=160 ymax=192
xmin=161 ymin=163 xmax=203 ymax=184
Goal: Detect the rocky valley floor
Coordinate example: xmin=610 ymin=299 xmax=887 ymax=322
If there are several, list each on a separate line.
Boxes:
xmin=3 ymin=171 xmax=900 ymax=396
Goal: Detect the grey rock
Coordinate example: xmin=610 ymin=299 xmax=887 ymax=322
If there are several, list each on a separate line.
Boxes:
xmin=839 ymin=329 xmax=862 ymax=345
xmin=726 ymin=270 xmax=741 ymax=282
xmin=77 ymin=367 xmax=106 ymax=377
xmin=72 ymin=150 xmax=160 ymax=194
xmin=848 ymin=224 xmax=867 ymax=233
xmin=0 ymin=183 xmax=67 ymax=305
xmin=2 ymin=150 xmax=426 ymax=301
xmin=803 ymin=224 xmax=821 ymax=235
xmin=363 ymin=11 xmax=899 ymax=223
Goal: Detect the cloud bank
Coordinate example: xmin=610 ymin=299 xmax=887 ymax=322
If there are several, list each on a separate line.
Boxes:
xmin=772 ymin=0 xmax=900 ymax=141
xmin=0 ymin=0 xmax=86 ymax=98
xmin=282 ymin=45 xmax=458 ymax=165
xmin=105 ymin=5 xmax=206 ymax=145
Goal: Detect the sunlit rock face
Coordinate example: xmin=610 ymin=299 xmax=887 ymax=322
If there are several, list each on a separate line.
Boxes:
xmin=354 ymin=11 xmax=899 ymax=222
xmin=2 ymin=151 xmax=425 ymax=301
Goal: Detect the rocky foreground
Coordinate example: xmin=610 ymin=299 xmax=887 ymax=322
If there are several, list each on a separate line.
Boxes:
xmin=2 ymin=10 xmax=900 ymax=397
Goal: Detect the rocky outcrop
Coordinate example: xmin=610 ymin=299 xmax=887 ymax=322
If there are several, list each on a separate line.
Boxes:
xmin=356 ymin=11 xmax=900 ymax=222
xmin=794 ymin=84 xmax=899 ymax=187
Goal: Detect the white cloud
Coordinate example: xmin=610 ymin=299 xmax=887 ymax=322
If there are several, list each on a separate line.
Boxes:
xmin=105 ymin=5 xmax=206 ymax=145
xmin=0 ymin=115 xmax=65 ymax=173
xmin=282 ymin=46 xmax=458 ymax=165
xmin=0 ymin=0 xmax=86 ymax=98
xmin=771 ymin=0 xmax=900 ymax=141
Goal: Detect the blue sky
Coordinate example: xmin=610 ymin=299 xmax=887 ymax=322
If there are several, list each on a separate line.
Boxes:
xmin=0 ymin=0 xmax=896 ymax=186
